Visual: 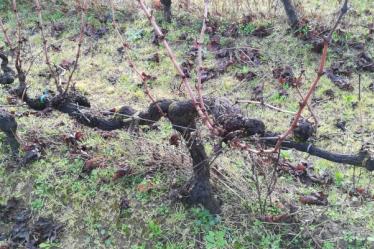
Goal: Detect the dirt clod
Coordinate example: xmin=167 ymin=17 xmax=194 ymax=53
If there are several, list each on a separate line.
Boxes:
xmin=335 ymin=119 xmax=346 ymax=132
xmin=1 ymin=199 xmax=62 ymax=248
xmin=357 ymin=52 xmax=374 ymax=72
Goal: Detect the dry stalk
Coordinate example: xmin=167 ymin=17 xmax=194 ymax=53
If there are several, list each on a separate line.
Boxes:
xmin=195 ymin=0 xmax=210 ymax=118
xmin=137 ymin=0 xmax=221 ymax=135
xmin=294 ymin=70 xmax=319 ymax=126
xmin=0 ymin=19 xmax=14 ymax=50
xmin=236 ymin=99 xmax=297 ymax=115
xmin=63 ymin=0 xmax=87 ymax=95
xmin=12 ymin=0 xmax=22 ymax=70
xmin=271 ymin=0 xmax=348 ymax=152
xmin=109 ymin=0 xmax=165 ymax=116
xmin=10 ymin=0 xmax=26 ymax=88
xmin=34 ymin=0 xmax=63 ymax=93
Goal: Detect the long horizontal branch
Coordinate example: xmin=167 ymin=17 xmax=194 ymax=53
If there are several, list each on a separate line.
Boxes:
xmin=11 ymin=87 xmax=374 ymax=171
xmin=263 ymin=137 xmax=374 ymax=170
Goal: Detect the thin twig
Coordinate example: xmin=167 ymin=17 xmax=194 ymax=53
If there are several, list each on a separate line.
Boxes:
xmin=0 ymin=19 xmax=14 ymax=50
xmin=236 ymin=99 xmax=297 ymax=115
xmin=195 ymin=0 xmax=210 ymax=118
xmin=63 ymin=0 xmax=87 ymax=95
xmin=271 ymin=0 xmax=348 ymax=153
xmin=137 ymin=0 xmax=221 ymax=135
xmin=295 ymin=86 xmax=318 ymax=125
xmin=294 ymin=70 xmax=318 ymax=126
xmin=34 ymin=0 xmax=63 ymax=93
xmin=11 ymin=0 xmax=26 ymax=89
xmin=109 ymin=0 xmax=165 ymax=116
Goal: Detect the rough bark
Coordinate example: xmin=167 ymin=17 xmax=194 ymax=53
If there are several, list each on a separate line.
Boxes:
xmin=280 ymin=0 xmax=299 ymax=28
xmin=0 ymin=110 xmax=19 ymax=157
xmin=264 ymin=137 xmax=374 ymax=171
xmin=168 ymin=100 xmax=221 ymax=213
xmin=10 ymin=90 xmax=374 ymax=212
xmin=34 ymin=95 xmax=262 ymax=213
xmin=160 ymin=0 xmax=172 ymax=22
xmin=0 ymin=52 xmax=15 ymax=85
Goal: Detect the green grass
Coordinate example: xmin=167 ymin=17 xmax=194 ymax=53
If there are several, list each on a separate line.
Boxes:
xmin=1 ymin=1 xmax=374 ymax=248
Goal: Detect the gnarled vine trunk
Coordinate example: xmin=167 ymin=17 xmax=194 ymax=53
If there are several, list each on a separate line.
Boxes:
xmin=280 ymin=0 xmax=299 ymax=28
xmin=161 ymin=0 xmax=172 ymax=22
xmin=0 ymin=52 xmax=15 ymax=85
xmin=0 ymin=110 xmax=19 ymax=157
xmin=8 ymin=89 xmax=374 ymax=212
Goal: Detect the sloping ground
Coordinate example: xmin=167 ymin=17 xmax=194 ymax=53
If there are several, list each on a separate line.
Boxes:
xmin=1 ymin=1 xmax=374 ymax=248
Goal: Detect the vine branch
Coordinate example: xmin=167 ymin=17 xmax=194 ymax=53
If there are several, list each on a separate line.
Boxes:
xmin=195 ymin=0 xmax=210 ymax=120
xmin=63 ymin=0 xmax=87 ymax=95
xmin=34 ymin=0 xmax=63 ymax=93
xmin=137 ymin=0 xmax=221 ymax=135
xmin=109 ymin=0 xmax=165 ymax=116
xmin=272 ymin=0 xmax=349 ymax=152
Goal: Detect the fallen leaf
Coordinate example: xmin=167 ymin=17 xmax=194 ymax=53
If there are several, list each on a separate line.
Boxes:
xmin=300 ymin=192 xmax=328 ymax=206
xmin=169 ymin=133 xmax=180 ymax=147
xmin=83 ymin=157 xmax=106 ymax=174
xmin=357 ymin=52 xmax=374 ymax=72
xmin=252 ymin=25 xmax=273 ymax=37
xmin=112 ymin=165 xmax=132 ymax=181
xmin=272 ymin=66 xmax=298 ymax=87
xmin=59 ymin=59 xmax=75 ymax=70
xmin=326 ymin=70 xmax=354 ymax=91
xmin=119 ymin=197 xmax=130 ymax=212
xmin=257 ymin=214 xmax=292 ymax=223
xmin=74 ymin=131 xmax=84 ymax=141
xmin=235 ymin=71 xmax=257 ymax=81
xmin=137 ymin=181 xmax=155 ymax=193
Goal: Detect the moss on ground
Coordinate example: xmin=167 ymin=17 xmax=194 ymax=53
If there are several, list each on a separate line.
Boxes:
xmin=1 ymin=0 xmax=374 ymax=248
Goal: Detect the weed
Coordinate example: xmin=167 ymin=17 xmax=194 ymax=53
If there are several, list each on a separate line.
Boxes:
xmin=205 ymin=230 xmax=228 ymax=249
xmin=240 ymin=23 xmax=257 ymax=35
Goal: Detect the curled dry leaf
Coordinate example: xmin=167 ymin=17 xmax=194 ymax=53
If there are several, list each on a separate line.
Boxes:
xmin=83 ymin=157 xmax=106 ymax=174
xmin=252 ymin=25 xmax=273 ymax=37
xmin=329 ymin=61 xmax=353 ymax=77
xmin=272 ymin=66 xmax=299 ymax=87
xmin=169 ymin=133 xmax=180 ymax=147
xmin=0 ymin=198 xmax=62 ymax=248
xmin=63 ymin=131 xmax=84 ymax=146
xmin=98 ymin=130 xmax=118 ymax=139
xmin=51 ymin=22 xmax=65 ymax=37
xmin=347 ymin=187 xmax=374 ymax=200
xmin=300 ymin=192 xmax=328 ymax=206
xmin=326 ymin=70 xmax=353 ymax=91
xmin=279 ymin=161 xmax=332 ymax=186
xmin=251 ymin=85 xmax=263 ymax=101
xmin=369 ymin=82 xmax=374 ymax=92
xmin=368 ymin=22 xmax=374 ymax=34
xmin=357 ymin=52 xmax=374 ymax=72
xmin=74 ymin=131 xmax=84 ymax=141
xmin=335 ymin=119 xmax=346 ymax=132
xmin=6 ymin=96 xmax=17 ymax=105
xmin=235 ymin=71 xmax=257 ymax=82
xmin=119 ymin=197 xmax=130 ymax=212
xmin=200 ymin=67 xmax=217 ymax=83
xmin=257 ymin=214 xmax=293 ymax=223
xmin=207 ymin=35 xmax=221 ymax=51
xmin=147 ymin=53 xmax=160 ymax=63
xmin=137 ymin=181 xmax=155 ymax=193
xmin=59 ymin=59 xmax=75 ymax=70
xmin=112 ymin=164 xmax=132 ymax=181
